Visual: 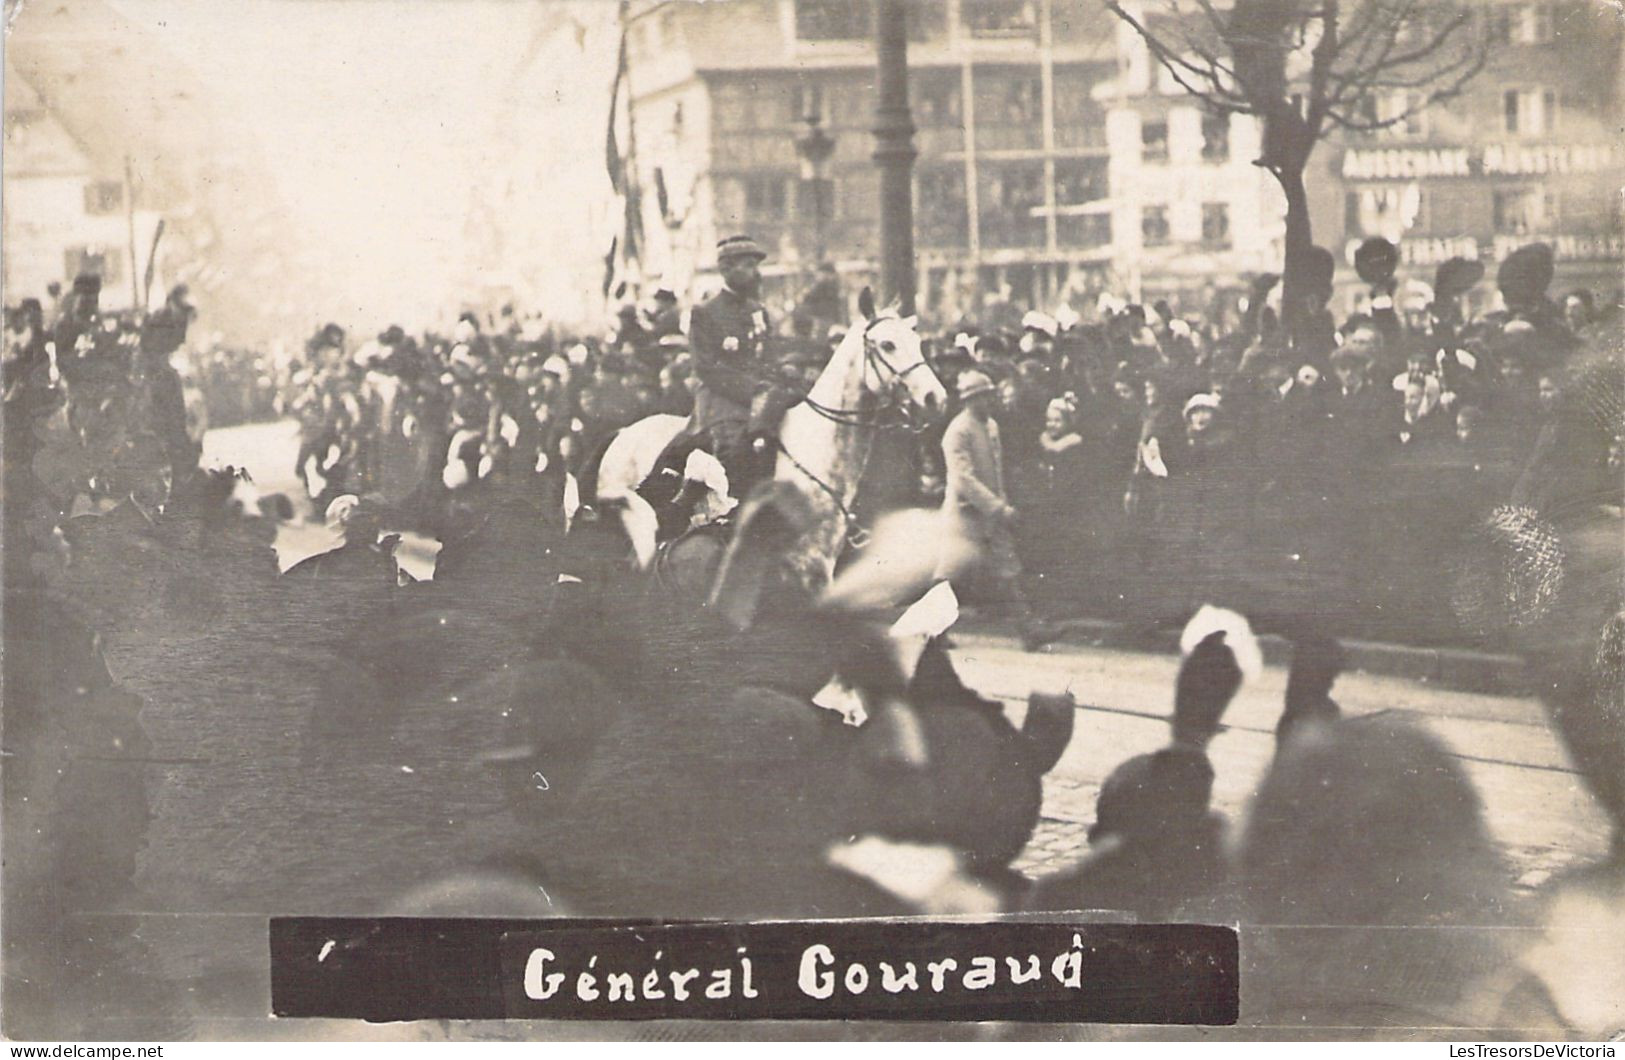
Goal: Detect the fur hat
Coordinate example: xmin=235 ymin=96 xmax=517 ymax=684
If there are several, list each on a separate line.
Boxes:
xmin=1354 ymin=237 xmax=1400 ymax=287
xmin=1498 ymin=243 xmax=1555 ymax=306
xmin=1434 ymin=257 xmax=1485 ymax=302
xmin=1291 ymin=245 xmax=1337 ymax=297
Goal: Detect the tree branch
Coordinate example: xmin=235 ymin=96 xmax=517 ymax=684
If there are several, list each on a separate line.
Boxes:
xmin=1356 ymin=8 xmax=1476 ymax=77
xmin=1305 ymin=0 xmax=1341 ymax=135
xmin=1103 ymin=0 xmax=1249 ymax=109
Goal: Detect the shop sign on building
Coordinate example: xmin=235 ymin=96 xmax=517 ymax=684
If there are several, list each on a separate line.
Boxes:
xmin=1340 ymin=143 xmax=1622 ymax=181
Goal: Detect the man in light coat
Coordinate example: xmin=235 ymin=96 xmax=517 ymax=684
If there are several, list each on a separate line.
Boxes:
xmin=937 ymin=371 xmax=1053 ymax=648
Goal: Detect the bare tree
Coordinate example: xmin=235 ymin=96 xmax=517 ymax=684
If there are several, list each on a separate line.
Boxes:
xmin=1106 ymin=0 xmax=1488 ymax=346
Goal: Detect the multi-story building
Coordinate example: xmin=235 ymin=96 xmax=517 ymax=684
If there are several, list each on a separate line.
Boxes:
xmin=1311 ymin=0 xmax=1624 ymax=312
xmin=1096 ymin=15 xmax=1283 ymax=315
xmin=3 ymin=63 xmax=166 ymax=311
xmin=621 ymin=0 xmax=1124 ymax=320
xmin=620 ymin=0 xmax=1623 ymax=322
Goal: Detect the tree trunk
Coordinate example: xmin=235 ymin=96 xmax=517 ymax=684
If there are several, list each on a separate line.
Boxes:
xmin=1274 ymin=159 xmax=1314 ymax=346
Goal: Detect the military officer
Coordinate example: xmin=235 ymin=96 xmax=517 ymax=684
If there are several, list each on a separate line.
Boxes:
xmin=687 ymin=234 xmax=774 ymax=444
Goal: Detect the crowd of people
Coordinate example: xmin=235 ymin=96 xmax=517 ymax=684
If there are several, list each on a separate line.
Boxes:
xmin=5 ymin=236 xmax=1618 ymax=647
xmin=240 ymin=236 xmax=1619 ymax=645
xmin=4 ymin=238 xmax=1620 ymax=1042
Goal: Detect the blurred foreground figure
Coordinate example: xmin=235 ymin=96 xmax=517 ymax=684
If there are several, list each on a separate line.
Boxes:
xmin=1238 ymin=718 xmax=1524 ymax=1035
xmin=1027 ymin=607 xmax=1256 ymax=919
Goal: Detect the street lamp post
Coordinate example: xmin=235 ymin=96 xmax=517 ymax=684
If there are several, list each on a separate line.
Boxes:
xmin=873 ymin=0 xmax=917 ymax=314
xmin=794 ymin=113 xmax=836 ymax=265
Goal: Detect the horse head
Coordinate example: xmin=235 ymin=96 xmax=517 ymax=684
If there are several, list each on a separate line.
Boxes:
xmin=853 ymin=287 xmax=946 ymax=419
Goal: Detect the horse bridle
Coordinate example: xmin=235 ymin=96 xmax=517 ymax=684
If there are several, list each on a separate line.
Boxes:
xmin=797 ymin=316 xmax=935 ymax=432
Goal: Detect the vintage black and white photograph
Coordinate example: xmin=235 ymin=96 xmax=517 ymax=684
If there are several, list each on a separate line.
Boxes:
xmin=3 ymin=0 xmax=1622 ymax=1044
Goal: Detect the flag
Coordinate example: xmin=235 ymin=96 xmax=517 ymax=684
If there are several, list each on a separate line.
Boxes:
xmin=606 ymin=26 xmax=628 ymax=195
xmin=602 ymin=4 xmax=644 ymax=304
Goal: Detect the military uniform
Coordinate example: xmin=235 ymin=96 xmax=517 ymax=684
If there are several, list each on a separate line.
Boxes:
xmin=687 ymin=284 xmax=772 ymax=440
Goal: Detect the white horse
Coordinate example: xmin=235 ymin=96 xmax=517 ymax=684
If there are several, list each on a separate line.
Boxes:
xmin=595 ymin=292 xmax=946 ymax=588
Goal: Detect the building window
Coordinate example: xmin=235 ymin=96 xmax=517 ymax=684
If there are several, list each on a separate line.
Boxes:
xmin=1054 ymin=75 xmax=1106 ymax=148
xmin=914 ymin=74 xmax=961 ymax=127
xmin=1055 ymin=157 xmax=1108 ymax=206
xmin=790 ymin=81 xmax=825 ymax=123
xmin=1201 ymin=203 xmax=1231 ymax=247
xmin=1493 ymin=187 xmax=1558 ymax=235
xmin=908 ymin=0 xmax=950 ymax=41
xmin=1055 ymin=159 xmax=1109 ymax=248
xmin=83 ymin=181 xmax=124 ymax=216
xmin=1000 ymin=75 xmax=1041 ymax=123
xmin=962 ymin=0 xmax=1036 ymax=38
xmin=744 ymin=174 xmax=789 ymax=217
xmin=64 ymin=246 xmax=123 ymax=285
xmin=1058 ymin=213 xmax=1111 ymax=249
xmin=1344 ymin=184 xmax=1424 ymax=239
xmin=795 ymin=0 xmax=874 ymax=41
xmin=1200 ymin=111 xmax=1229 ymax=162
xmin=1142 ymin=119 xmax=1169 ymax=162
xmin=1491 ymin=4 xmax=1556 ymax=45
xmin=978 ymin=161 xmax=1045 ymax=249
xmin=1142 ymin=205 xmax=1171 ymax=247
xmin=1356 ymin=91 xmax=1428 ymax=139
xmin=917 ymin=166 xmax=969 ymax=248
xmin=1504 ymin=88 xmax=1558 ymax=136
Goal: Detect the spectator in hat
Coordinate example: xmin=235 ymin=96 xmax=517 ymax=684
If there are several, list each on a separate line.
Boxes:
xmin=935 ymin=370 xmax=1053 ymax=648
xmin=1021 ymin=395 xmax=1089 ymax=614
xmin=793 ymin=262 xmax=844 ymax=340
xmin=1391 ymin=374 xmax=1449 ymax=450
xmin=1286 ymin=245 xmax=1339 ymax=368
xmin=1150 ymin=393 xmax=1249 ymax=616
xmin=1354 ymin=237 xmax=1402 ymax=350
xmin=648 ymin=288 xmax=682 ymax=342
xmin=1019 ymin=310 xmax=1058 ymax=360
xmin=1562 ymin=289 xmax=1595 ymax=337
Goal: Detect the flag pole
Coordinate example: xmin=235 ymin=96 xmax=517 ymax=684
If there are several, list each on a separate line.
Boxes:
xmin=124 ymin=155 xmax=141 ymax=312
xmin=142 ymin=218 xmax=167 ymax=311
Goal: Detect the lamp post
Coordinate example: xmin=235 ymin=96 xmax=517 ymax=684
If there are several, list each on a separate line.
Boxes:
xmin=873 ymin=0 xmax=917 ymax=314
xmin=794 ymin=112 xmax=836 ymax=266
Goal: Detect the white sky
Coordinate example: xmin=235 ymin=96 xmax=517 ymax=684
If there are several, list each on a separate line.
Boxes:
xmin=104 ymin=0 xmax=620 ymax=328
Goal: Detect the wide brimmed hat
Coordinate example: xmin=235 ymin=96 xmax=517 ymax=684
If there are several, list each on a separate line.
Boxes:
xmin=1182 ymin=392 xmax=1221 ymax=419
xmin=716 ymin=234 xmax=767 ymax=263
xmin=1021 ymin=310 xmax=1059 ymax=338
xmin=956 ymin=370 xmax=995 ymax=401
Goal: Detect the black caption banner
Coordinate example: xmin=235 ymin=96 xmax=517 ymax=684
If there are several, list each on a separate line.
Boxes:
xmin=271 ymin=917 xmax=1237 ymax=1024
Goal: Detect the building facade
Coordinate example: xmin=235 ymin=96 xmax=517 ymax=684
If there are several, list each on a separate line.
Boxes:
xmin=1098 ymin=13 xmax=1283 ymax=314
xmin=3 ymin=65 xmax=165 ymax=311
xmin=622 ymin=0 xmax=1128 ymax=321
xmin=619 ymin=0 xmax=1623 ymax=323
xmin=1310 ymin=0 xmax=1624 ymax=312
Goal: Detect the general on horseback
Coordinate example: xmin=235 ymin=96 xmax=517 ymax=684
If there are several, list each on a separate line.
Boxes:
xmin=686 ymin=234 xmax=796 ymax=494
xmin=587 ymin=232 xmax=947 ymax=598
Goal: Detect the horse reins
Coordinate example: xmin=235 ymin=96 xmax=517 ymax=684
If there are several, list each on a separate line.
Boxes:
xmin=767 ymin=317 xmax=937 ymax=433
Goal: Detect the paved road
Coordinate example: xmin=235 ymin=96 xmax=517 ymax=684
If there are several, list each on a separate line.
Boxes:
xmin=202 ymin=418 xmax=441 ymax=578
xmin=960 ymin=634 xmax=1611 ymax=886
xmin=199 ymin=420 xmax=1614 ymax=889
